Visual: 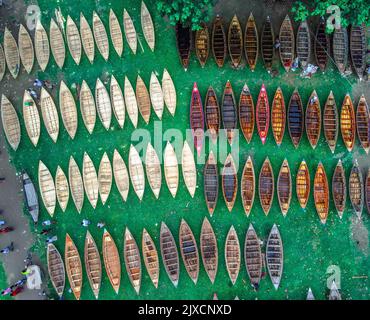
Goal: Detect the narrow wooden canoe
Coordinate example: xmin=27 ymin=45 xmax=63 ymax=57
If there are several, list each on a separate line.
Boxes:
xmin=212 ymin=16 xmax=227 ymax=68
xmin=332 ymin=159 xmax=346 ymax=218
xmin=195 ymin=23 xmax=209 ymax=67
xmin=266 ymin=224 xmax=283 ymax=289
xmin=190 ymin=82 xmax=204 ymax=156
xmin=296 ymin=21 xmax=310 ymax=67
xmin=110 ymin=75 xmax=125 ymax=128
xmin=47 ymin=243 xmax=65 ymax=298
xmin=22 ymin=172 xmax=39 ymax=223
xmin=225 ymin=226 xmax=240 ymax=285
xmin=288 ymin=89 xmax=304 ymax=148
xmin=259 ymin=157 xmax=274 ymax=215
xmin=200 ymin=217 xmax=218 ymax=284
xmin=349 ymin=161 xmax=363 ymax=218
xmin=98 ymin=152 xmax=112 ymax=205
xmin=40 ymin=88 xmax=59 ymax=143
xmin=356 ymin=95 xmax=370 ymax=154
xmin=241 ymin=156 xmax=255 ymax=216
xmin=323 ymin=91 xmax=338 ymax=153
xmin=4 ymin=27 xmax=20 ymax=79
xmin=340 ymin=94 xmax=356 ymax=152
xmin=18 ymin=24 xmax=34 ymax=74
xmin=23 ymin=90 xmax=40 ymax=147
xmin=80 ymin=80 xmax=96 ymax=134
xmin=102 ymin=229 xmax=121 ymax=293
xmin=261 ymin=16 xmax=274 ymax=72
xmin=314 ymin=19 xmax=329 ymax=71
xmin=228 ymin=15 xmax=243 ymax=68
xmin=350 ymin=25 xmax=366 ymax=80
xmin=109 ymin=9 xmax=123 ymax=57
xmin=142 ymin=228 xmax=159 ymax=288
xmin=296 ymin=160 xmax=310 ymax=209
xmin=35 ymin=20 xmax=50 ymax=72
xmin=204 ymin=151 xmax=218 ymax=216
xmin=279 ymin=15 xmax=295 ymax=72
xmin=222 ymin=81 xmax=237 ymax=145
xmin=205 ymin=86 xmax=220 ymax=142
xmin=256 ymin=84 xmax=270 ymax=144
xmin=1 ymin=95 xmax=21 ymax=151
xmin=68 ymin=156 xmax=84 ymax=213
xmin=328 ymin=281 xmax=342 ymax=300
xmin=123 ymin=9 xmax=138 ymax=55
xmin=124 ymin=228 xmax=142 ymax=294
xmin=222 ymin=153 xmax=237 ymax=212
xmin=129 ymin=144 xmax=145 ymax=200
xmin=136 ymin=75 xmax=151 ymax=124
xmin=366 ymin=169 xmax=370 ymax=215
xmin=333 ymin=27 xmax=348 ymax=74
xmin=162 ymin=69 xmax=176 ymax=117
xmin=277 ymin=159 xmax=292 ymax=216
xmin=164 ymin=141 xmax=179 ymax=198
xmin=314 ymin=162 xmax=329 ymax=223
xmin=50 ymin=18 xmax=65 ymax=69
xmin=182 ymin=141 xmax=197 ymax=197
xmin=244 ymin=13 xmax=258 ymax=71
xmin=145 ymin=142 xmax=161 ymax=198
xmin=65 ymin=234 xmax=83 ymax=300
xmin=239 ymin=84 xmax=254 ymax=143
xmin=271 ymin=87 xmax=285 ymax=146
xmin=0 ymin=44 xmax=6 ymax=81
xmin=113 ymin=149 xmax=130 ymax=202
xmin=141 ymin=1 xmax=155 ymax=51
xmin=244 ymin=224 xmax=262 ymax=290
xmin=124 ymin=76 xmax=139 ymax=128
xmin=93 ymin=11 xmax=109 ymax=61
xmin=305 ymin=90 xmax=321 ymax=149
xmin=80 ymin=13 xmax=95 ymax=64
xmin=55 ymin=166 xmax=69 ymax=212
xmin=38 ymin=160 xmax=56 ymax=217
xmin=82 ymin=152 xmax=99 ymax=209
xmin=95 ymin=78 xmax=112 ymax=130
xmin=175 ymin=22 xmax=191 ymax=70
xmin=59 ymin=81 xmax=78 ymax=139
xmin=160 ymin=222 xmax=179 ymax=287
xmin=150 ymin=72 xmax=164 ymax=120
xmin=84 ymin=231 xmax=102 ymax=299
xmin=66 ymin=16 xmax=82 ymax=65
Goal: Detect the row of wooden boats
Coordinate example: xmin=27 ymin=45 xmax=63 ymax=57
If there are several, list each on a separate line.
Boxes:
xmin=190 ymin=82 xmax=369 ymax=154
xmin=47 ymin=221 xmax=283 ymax=299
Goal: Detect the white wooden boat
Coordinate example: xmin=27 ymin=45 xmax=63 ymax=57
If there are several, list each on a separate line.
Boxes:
xmin=129 ymin=144 xmax=145 ymax=200
xmin=66 ymin=15 xmax=82 ymax=65
xmin=145 ymin=142 xmax=161 ymax=198
xmin=124 ymin=76 xmax=138 ymax=128
xmin=22 ymin=90 xmax=40 ymax=147
xmin=4 ymin=27 xmax=20 ymax=79
xmin=49 ymin=18 xmax=65 ymax=69
xmin=0 ymin=44 xmax=6 ymax=81
xmin=65 ymin=234 xmax=83 ymax=300
xmin=124 ymin=228 xmax=142 ymax=294
xmin=59 ymin=81 xmax=78 ymax=139
xmin=141 ymin=1 xmax=155 ymax=51
xmin=40 ymin=88 xmax=59 ymax=143
xmin=68 ymin=156 xmax=84 ymax=213
xmin=80 ymin=80 xmax=96 ymax=134
xmin=113 ymin=149 xmax=130 ymax=202
xmin=55 ymin=166 xmax=69 ymax=212
xmin=109 ymin=9 xmax=123 ymax=57
xmin=164 ymin=141 xmax=179 ymax=198
xmin=98 ymin=152 xmax=112 ymax=205
xmin=162 ymin=69 xmax=176 ymax=116
xmin=136 ymin=75 xmax=151 ymax=124
xmin=18 ymin=24 xmax=34 ymax=74
xmin=182 ymin=141 xmax=196 ymax=197
xmin=38 ymin=160 xmax=56 ymax=217
xmin=95 ymin=78 xmax=112 ymax=130
xmin=93 ymin=11 xmax=109 ymax=61
xmin=80 ymin=13 xmax=95 ymax=64
xmin=110 ymin=75 xmax=125 ymax=128
xmin=47 ymin=243 xmax=65 ymax=298
xmin=35 ymin=20 xmax=50 ymax=72
xmin=82 ymin=152 xmax=99 ymax=209
xmin=84 ymin=231 xmax=102 ymax=299
xmin=142 ymin=228 xmax=159 ymax=288
xmin=123 ymin=9 xmax=137 ymax=54
xmin=1 ymin=94 xmax=21 ymax=151
xmin=150 ymin=72 xmax=164 ymax=120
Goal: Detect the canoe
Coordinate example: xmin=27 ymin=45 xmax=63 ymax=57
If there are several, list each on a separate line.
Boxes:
xmin=356 ymin=95 xmax=370 ymax=154
xmin=205 ymin=86 xmax=220 ymax=142
xmin=349 ymin=161 xmax=363 ymax=218
xmin=244 ymin=224 xmax=262 ymax=289
xmin=65 ymin=234 xmax=83 ymax=300
xmin=50 ymin=18 xmax=65 ymax=69
xmin=40 ymin=87 xmax=59 ymax=143
xmin=204 ymin=151 xmax=218 ymax=216
xmin=145 ymin=142 xmax=161 ymax=198
xmin=350 ymin=25 xmax=366 ymax=80
xmin=323 ymin=91 xmax=338 ymax=153
xmin=256 ymin=84 xmax=270 ymax=145
xmin=241 ymin=156 xmax=255 ymax=216
xmin=124 ymin=76 xmax=139 ymax=128
xmin=222 ymin=154 xmax=237 ymax=212
xmin=271 ymin=87 xmax=285 ymax=146
xmin=113 ymin=149 xmax=130 ymax=202
xmin=80 ymin=13 xmax=95 ymax=64
xmin=1 ymin=94 xmax=21 ymax=151
xmin=333 ymin=27 xmax=348 ymax=74
xmin=190 ymin=82 xmax=204 ymax=156
xmin=279 ymin=15 xmax=295 ymax=71
xmin=59 ymin=81 xmax=78 ymax=139
xmin=175 ymin=23 xmax=191 ymax=70
xmin=80 ymin=80 xmax=96 ymax=134
xmin=93 ymin=11 xmax=109 ymax=61
xmin=228 ymin=15 xmax=243 ymax=68
xmin=340 ymin=94 xmax=356 ymax=152
xmin=102 ymin=229 xmax=121 ymax=293
xmin=110 ymin=75 xmax=125 ymax=128
xmin=95 ymin=78 xmax=112 ymax=130
xmin=287 ymin=89 xmax=304 ymax=148
xmin=259 ymin=157 xmax=274 ymax=215
xmin=182 ymin=141 xmax=197 ymax=197
xmin=47 ymin=243 xmax=65 ymax=298
xmin=222 ymin=81 xmax=237 ymax=145
xmin=4 ymin=27 xmax=20 ymax=79
xmin=239 ymin=84 xmax=254 ymax=143
xmin=66 ymin=15 xmax=82 ymax=65
xmin=22 ymin=171 xmax=39 ymax=223
xmin=123 ymin=9 xmax=138 ymax=54
xmin=296 ymin=160 xmax=310 ymax=209
xmin=195 ymin=23 xmax=209 ymax=67
xmin=18 ymin=24 xmax=34 ymax=74
xmin=314 ymin=19 xmax=329 ymax=71
xmin=328 ymin=281 xmax=342 ymax=300
xmin=200 ymin=217 xmax=218 ymax=284
xmin=98 ymin=152 xmax=112 ymax=205
xmin=68 ymin=156 xmax=84 ymax=213
xmin=366 ymin=169 xmax=370 ymax=215
xmin=0 ymin=44 xmax=5 ymax=81
xmin=38 ymin=161 xmax=56 ymax=217
xmin=244 ymin=13 xmax=258 ymax=71
xmin=307 ymin=288 xmax=315 ymax=300
xmin=332 ymin=160 xmax=346 ymax=218
xmin=266 ymin=224 xmax=283 ymax=290
xmin=109 ymin=9 xmax=123 ymax=57
xmin=34 ymin=20 xmax=50 ymax=72
xmin=164 ymin=141 xmax=179 ymax=198
xmin=150 ymin=72 xmax=164 ymax=120
xmin=82 ymin=152 xmax=99 ymax=209
xmin=314 ymin=162 xmax=329 ymax=223
xmin=160 ymin=222 xmax=179 ymax=287
xmin=23 ymin=90 xmax=40 ymax=147
xmin=84 ymin=231 xmax=102 ymax=299
xmin=305 ymin=90 xmax=321 ymax=149
xmin=136 ymin=75 xmax=151 ymax=124
xmin=162 ymin=69 xmax=177 ymax=116
xmin=296 ymin=21 xmax=310 ymax=67
xmin=179 ymin=219 xmax=199 ymax=284
xmin=277 ymin=159 xmax=291 ymax=216
xmin=142 ymin=228 xmax=159 ymax=288
xmin=129 ymin=144 xmax=145 ymax=200
xmin=124 ymin=228 xmax=142 ymax=294
xmin=141 ymin=1 xmax=155 ymax=51
xmin=225 ymin=225 xmax=240 ymax=285
xmin=212 ymin=16 xmax=227 ymax=68
xmin=55 ymin=166 xmax=69 ymax=212
xmin=261 ymin=16 xmax=274 ymax=72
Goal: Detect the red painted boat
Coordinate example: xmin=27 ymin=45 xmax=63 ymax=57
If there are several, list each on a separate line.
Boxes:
xmin=190 ymin=82 xmax=204 ymax=156
xmin=256 ymin=84 xmax=270 ymax=144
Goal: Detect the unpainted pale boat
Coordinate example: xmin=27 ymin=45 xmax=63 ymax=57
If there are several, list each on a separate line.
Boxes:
xmin=222 ymin=81 xmax=237 ymax=145
xmin=314 ymin=162 xmax=329 ymax=223
xmin=340 ymin=94 xmax=356 ymax=152
xmin=124 ymin=228 xmax=142 ymax=294
xmin=195 ymin=23 xmax=209 ymax=67
xmin=47 ymin=243 xmax=65 ymax=298
xmin=266 ymin=224 xmax=283 ymax=290
xmin=307 ymin=288 xmax=315 ymax=300
xmin=328 ymin=281 xmax=342 ymax=300
xmin=68 ymin=156 xmax=84 ymax=213
xmin=241 ymin=156 xmax=255 ymax=216
xmin=113 ymin=149 xmax=130 ymax=202
xmin=124 ymin=76 xmax=139 ymax=128
xmin=80 ymin=80 xmax=96 ymax=134
xmin=222 ymin=153 xmax=237 ymax=212
xmin=110 ymin=75 xmax=125 ymax=128
xmin=205 ymin=86 xmax=220 ymax=142
xmin=277 ymin=159 xmax=292 ymax=216
xmin=1 ymin=95 xmax=21 ymax=151
xmin=261 ymin=16 xmax=274 ymax=71
xmin=141 ymin=1 xmax=155 ymax=51
xmin=271 ymin=87 xmax=285 ymax=146
xmin=349 ymin=161 xmax=363 ymax=218
xmin=259 ymin=157 xmax=274 ymax=215
xmin=0 ymin=44 xmax=6 ymax=81
xmin=175 ymin=23 xmax=191 ymax=70
xmin=160 ymin=222 xmax=179 ymax=287
xmin=314 ymin=19 xmax=329 ymax=71
xmin=49 ymin=18 xmax=65 ymax=69
xmin=55 ymin=166 xmax=69 ymax=212
xmin=244 ymin=13 xmax=258 ymax=71
xmin=200 ymin=217 xmax=218 ymax=284
xmin=22 ymin=172 xmax=39 ymax=223
xmin=4 ymin=27 xmax=20 ymax=79
xmin=350 ymin=25 xmax=366 ymax=80
xmin=212 ymin=16 xmax=226 ymax=68
xmin=228 ymin=15 xmax=243 ymax=68
xmin=66 ymin=15 xmax=82 ymax=65
xmin=102 ymin=229 xmax=121 ymax=293
xmin=356 ymin=95 xmax=370 ymax=154
xmin=288 ymin=89 xmax=304 ymax=148
xmin=65 ymin=234 xmax=83 ymax=300
xmin=162 ymin=69 xmax=177 ymax=116
xmin=296 ymin=160 xmax=310 ymax=209
xmin=279 ymin=15 xmax=294 ymax=71
xmin=93 ymin=11 xmax=109 ymax=61
xmin=109 ymin=9 xmax=123 ymax=57
xmin=150 ymin=72 xmax=164 ymax=120
xmin=18 ymin=24 xmax=34 ymax=74
xmin=296 ymin=21 xmax=311 ymax=67
xmin=323 ymin=91 xmax=338 ymax=153
xmin=84 ymin=231 xmax=102 ymax=299
xmin=239 ymin=84 xmax=254 ymax=143
xmin=123 ymin=9 xmax=137 ymax=54
xmin=256 ymin=84 xmax=270 ymax=144
xmin=225 ymin=225 xmax=240 ymax=285
xmin=40 ymin=88 xmax=59 ymax=143
xmin=332 ymin=160 xmax=346 ymax=218
xmin=333 ymin=27 xmax=348 ymax=74
xmin=142 ymin=228 xmax=159 ymax=288
xmin=145 ymin=142 xmax=161 ymax=199
xmin=182 ymin=141 xmax=197 ymax=198
xmin=80 ymin=13 xmax=95 ymax=64
xmin=82 ymin=152 xmax=99 ymax=209
xmin=305 ymin=90 xmax=321 ymax=149
xmin=136 ymin=75 xmax=151 ymax=124
xmin=129 ymin=144 xmax=145 ymax=200
xmin=35 ymin=20 xmax=50 ymax=72
xmin=23 ymin=90 xmax=40 ymax=147
xmin=38 ymin=160 xmax=56 ymax=217
xmin=164 ymin=141 xmax=179 ymax=198
xmin=98 ymin=152 xmax=112 ymax=205
xmin=244 ymin=224 xmax=262 ymax=289
xmin=365 ymin=169 xmax=370 ymax=215
xmin=190 ymin=82 xmax=204 ymax=156
xmin=59 ymin=81 xmax=78 ymax=139
xmin=95 ymin=78 xmax=112 ymax=130
xmin=204 ymin=151 xmax=218 ymax=216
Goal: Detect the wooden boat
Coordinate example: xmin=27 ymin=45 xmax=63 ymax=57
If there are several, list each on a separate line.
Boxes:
xmin=222 ymin=154 xmax=237 ymax=212
xmin=323 ymin=91 xmax=338 ymax=153
xmin=314 ymin=162 xmax=329 ymax=223
xmin=349 ymin=161 xmax=363 ymax=218
xmin=59 ymin=81 xmax=78 ymax=139
xmin=38 ymin=161 xmax=56 ymax=217
xmin=80 ymin=13 xmax=95 ymax=64
xmin=66 ymin=16 xmax=82 ymax=65
xmin=142 ymin=228 xmax=159 ymax=288
xmin=259 ymin=157 xmax=274 ymax=215
xmin=164 ymin=141 xmax=179 ymax=198
xmin=271 ymin=87 xmax=285 ymax=146
xmin=277 ymin=159 xmax=292 ymax=216
xmin=205 ymin=86 xmax=220 ymax=142
xmin=123 ymin=9 xmax=138 ymax=54
xmin=98 ymin=152 xmax=112 ymax=205
xmin=266 ymin=224 xmax=283 ymax=290
xmin=50 ymin=18 xmax=65 ymax=69
xmin=256 ymin=84 xmax=269 ymax=145
xmin=124 ymin=76 xmax=139 ymax=128
xmin=225 ymin=226 xmax=240 ymax=285
xmin=307 ymin=288 xmax=315 ymax=300
xmin=35 ymin=20 xmax=50 ymax=72
xmin=129 ymin=144 xmax=145 ymax=200
xmin=356 ymin=95 xmax=370 ymax=154
xmin=190 ymin=82 xmax=204 ymax=156
xmin=261 ymin=16 xmax=274 ymax=72
xmin=212 ymin=16 xmax=227 ymax=67
xmin=95 ymin=78 xmax=112 ymax=130
xmin=244 ymin=13 xmax=258 ymax=71
xmin=228 ymin=15 xmax=243 ymax=68
xmin=141 ymin=1 xmax=155 ymax=51
xmin=40 ymin=88 xmax=59 ymax=143
xmin=239 ymin=84 xmax=254 ymax=143
xmin=350 ymin=25 xmax=366 ymax=80
xmin=366 ymin=169 xmax=370 ymax=215
xmin=18 ymin=24 xmax=34 ymax=74
xmin=136 ymin=75 xmax=151 ymax=124
xmin=328 ymin=281 xmax=342 ymax=300
xmin=109 ymin=9 xmax=123 ymax=57
xmin=296 ymin=21 xmax=310 ymax=67
xmin=179 ymin=219 xmax=199 ymax=284
xmin=1 ymin=95 xmax=21 ymax=151
xmin=65 ymin=234 xmax=83 ymax=300
xmin=314 ymin=19 xmax=329 ymax=71
xmin=68 ymin=156 xmax=84 ymax=213
xmin=113 ymin=149 xmax=130 ymax=202
xmin=145 ymin=142 xmax=161 ymax=198
xmin=333 ymin=27 xmax=348 ymax=74
xmin=195 ymin=23 xmax=209 ymax=67
xmin=182 ymin=141 xmax=197 ymax=197
xmin=55 ymin=166 xmax=69 ymax=212
xmin=162 ymin=69 xmax=177 ymax=116
xmin=340 ymin=94 xmax=356 ymax=152
xmin=288 ymin=89 xmax=304 ymax=148
xmin=47 ymin=243 xmax=65 ymax=298
xmin=84 ymin=231 xmax=102 ymax=299
xmin=244 ymin=224 xmax=262 ymax=289
xmin=296 ymin=160 xmax=310 ymax=209
xmin=160 ymin=222 xmax=179 ymax=287
xmin=0 ymin=44 xmax=6 ymax=81
xmin=241 ymin=156 xmax=255 ymax=216
xmin=4 ymin=27 xmax=20 ymax=79
xmin=175 ymin=23 xmax=191 ymax=70
xmin=213 ymin=293 xmax=218 ymax=300
xmin=23 ymin=90 xmax=40 ymax=147
xmin=150 ymin=72 xmax=164 ymax=120
xmin=79 ymin=152 xmax=99 ymax=209
xmin=204 ymin=151 xmax=218 ymax=216
xmin=222 ymin=81 xmax=237 ymax=144
xmin=93 ymin=11 xmax=109 ymax=61
xmin=305 ymin=90 xmax=321 ymax=149
xmin=279 ymin=15 xmax=295 ymax=71
xmin=22 ymin=171 xmax=39 ymax=223
xmin=80 ymin=80 xmax=96 ymax=134
xmin=110 ymin=75 xmax=125 ymax=128
xmin=200 ymin=217 xmax=218 ymax=284
xmin=332 ymin=160 xmax=346 ymax=218
xmin=124 ymin=228 xmax=142 ymax=294
xmin=102 ymin=229 xmax=121 ymax=293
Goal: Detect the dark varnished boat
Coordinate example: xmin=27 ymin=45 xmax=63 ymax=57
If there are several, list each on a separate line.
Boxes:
xmin=200 ymin=217 xmax=218 ymax=284
xmin=340 ymin=94 xmax=356 ymax=152
xmin=205 ymin=86 xmax=220 ymax=143
xmin=222 ymin=80 xmax=237 ymax=144
xmin=261 ymin=16 xmax=274 ymax=72
xmin=244 ymin=224 xmax=262 ymax=290
xmin=314 ymin=162 xmax=329 ymax=224
xmin=277 ymin=159 xmax=292 ymax=216
xmin=266 ymin=224 xmax=283 ymax=290
xmin=225 ymin=225 xmax=240 ymax=285
xmin=190 ymin=82 xmax=204 ymax=156
xmin=333 ymin=27 xmax=348 ymax=74
xmin=124 ymin=228 xmax=142 ymax=294
xmin=222 ymin=153 xmax=238 ymax=212
xmin=323 ymin=91 xmax=338 ymax=153
xmin=256 ymin=84 xmax=269 ymax=144
xmin=314 ymin=19 xmax=330 ymax=71
xmin=84 ymin=231 xmax=102 ymax=299
xmin=204 ymin=151 xmax=218 ymax=215
xmin=195 ymin=23 xmax=209 ymax=67
xmin=271 ymin=87 xmax=286 ymax=146
xmin=296 ymin=160 xmax=310 ymax=209
xmin=356 ymin=95 xmax=370 ymax=154
xmin=349 ymin=161 xmax=363 ymax=218
xmin=212 ymin=16 xmax=227 ymax=67
xmin=279 ymin=15 xmax=295 ymax=72
xmin=241 ymin=156 xmax=255 ymax=216
xmin=288 ymin=89 xmax=304 ymax=148
xmin=239 ymin=84 xmax=254 ymax=143
xmin=332 ymin=159 xmax=346 ymax=218
xmin=175 ymin=23 xmax=191 ymax=71
xmin=228 ymin=15 xmax=243 ymax=68
xmin=259 ymin=157 xmax=274 ymax=215
xmin=244 ymin=13 xmax=258 ymax=71
xmin=366 ymin=169 xmax=370 ymax=215
xmin=305 ymin=90 xmax=321 ymax=149
xmin=350 ymin=25 xmax=366 ymax=80
xmin=296 ymin=21 xmax=311 ymax=67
